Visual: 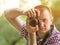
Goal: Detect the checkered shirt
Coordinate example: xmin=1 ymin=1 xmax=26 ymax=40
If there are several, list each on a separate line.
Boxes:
xmin=20 ymin=24 xmax=60 ymax=45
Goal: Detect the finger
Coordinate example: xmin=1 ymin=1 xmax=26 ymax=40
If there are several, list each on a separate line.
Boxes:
xmin=27 ymin=11 xmax=31 ymax=18
xmin=27 ymin=9 xmax=34 ymax=18
xmin=35 ymin=25 xmax=39 ymax=31
xmin=29 ymin=9 xmax=34 ymax=17
xmin=35 ymin=9 xmax=40 ymax=18
xmin=32 ymin=9 xmax=36 ymax=18
xmin=37 ymin=9 xmax=40 ymax=17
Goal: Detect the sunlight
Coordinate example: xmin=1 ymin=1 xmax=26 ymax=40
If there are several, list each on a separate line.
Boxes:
xmin=45 ymin=0 xmax=57 ymax=7
xmin=19 ymin=0 xmax=41 ymax=12
xmin=4 ymin=0 xmax=19 ymax=10
xmin=0 ymin=0 xmax=41 ymax=16
xmin=0 ymin=0 xmax=19 ymax=16
xmin=0 ymin=0 xmax=5 ymax=16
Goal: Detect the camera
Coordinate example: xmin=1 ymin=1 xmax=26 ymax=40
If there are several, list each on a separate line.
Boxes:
xmin=29 ymin=18 xmax=39 ymax=27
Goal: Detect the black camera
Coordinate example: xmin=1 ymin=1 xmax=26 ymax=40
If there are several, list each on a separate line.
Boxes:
xmin=29 ymin=18 xmax=39 ymax=27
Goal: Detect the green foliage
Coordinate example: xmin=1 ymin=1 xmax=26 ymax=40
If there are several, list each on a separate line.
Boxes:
xmin=19 ymin=15 xmax=27 ymax=22
xmin=15 ymin=38 xmax=26 ymax=45
xmin=0 ymin=16 xmax=26 ymax=45
xmin=53 ymin=18 xmax=60 ymax=31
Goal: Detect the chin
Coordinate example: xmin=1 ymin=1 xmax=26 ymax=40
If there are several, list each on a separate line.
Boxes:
xmin=39 ymin=29 xmax=48 ymax=34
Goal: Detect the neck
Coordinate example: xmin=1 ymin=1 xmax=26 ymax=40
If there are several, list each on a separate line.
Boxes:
xmin=37 ymin=30 xmax=50 ymax=39
xmin=37 ymin=32 xmax=46 ymax=39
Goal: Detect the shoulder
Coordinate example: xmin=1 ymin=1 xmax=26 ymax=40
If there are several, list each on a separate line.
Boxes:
xmin=50 ymin=32 xmax=60 ymax=40
xmin=47 ymin=32 xmax=60 ymax=44
xmin=45 ymin=28 xmax=60 ymax=45
xmin=50 ymin=26 xmax=60 ymax=40
xmin=44 ymin=33 xmax=60 ymax=45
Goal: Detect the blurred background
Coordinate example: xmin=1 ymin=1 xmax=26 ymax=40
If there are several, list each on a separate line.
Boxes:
xmin=0 ymin=0 xmax=60 ymax=45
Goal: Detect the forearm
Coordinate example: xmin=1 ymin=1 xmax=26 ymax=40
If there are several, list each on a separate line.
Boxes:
xmin=4 ymin=8 xmax=26 ymax=18
xmin=4 ymin=8 xmax=26 ymax=31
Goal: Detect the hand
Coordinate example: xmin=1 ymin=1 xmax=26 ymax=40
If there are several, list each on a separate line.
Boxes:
xmin=26 ymin=9 xmax=39 ymax=33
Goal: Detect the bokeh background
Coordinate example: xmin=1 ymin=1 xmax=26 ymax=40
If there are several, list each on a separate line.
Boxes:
xmin=0 ymin=0 xmax=60 ymax=45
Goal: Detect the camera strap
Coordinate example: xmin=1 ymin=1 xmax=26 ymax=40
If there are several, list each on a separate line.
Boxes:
xmin=40 ymin=29 xmax=52 ymax=45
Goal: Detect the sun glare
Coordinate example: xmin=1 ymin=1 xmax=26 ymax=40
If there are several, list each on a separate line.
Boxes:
xmin=0 ymin=0 xmax=41 ymax=16
xmin=4 ymin=0 xmax=19 ymax=10
xmin=0 ymin=0 xmax=5 ymax=16
xmin=19 ymin=0 xmax=41 ymax=12
xmin=0 ymin=0 xmax=19 ymax=16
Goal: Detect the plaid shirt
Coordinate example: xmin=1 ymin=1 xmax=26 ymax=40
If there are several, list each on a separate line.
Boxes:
xmin=20 ymin=24 xmax=60 ymax=45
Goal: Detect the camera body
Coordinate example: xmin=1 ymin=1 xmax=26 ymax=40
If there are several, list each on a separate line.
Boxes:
xmin=29 ymin=18 xmax=39 ymax=27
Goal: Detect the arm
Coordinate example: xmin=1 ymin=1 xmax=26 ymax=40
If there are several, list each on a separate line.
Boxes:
xmin=4 ymin=8 xmax=27 ymax=31
xmin=26 ymin=9 xmax=39 ymax=45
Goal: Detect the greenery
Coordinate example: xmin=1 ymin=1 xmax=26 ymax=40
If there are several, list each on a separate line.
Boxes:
xmin=0 ymin=14 xmax=60 ymax=45
xmin=0 ymin=16 xmax=26 ymax=45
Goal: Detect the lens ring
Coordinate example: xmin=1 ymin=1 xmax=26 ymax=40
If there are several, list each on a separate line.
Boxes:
xmin=29 ymin=18 xmax=38 ymax=27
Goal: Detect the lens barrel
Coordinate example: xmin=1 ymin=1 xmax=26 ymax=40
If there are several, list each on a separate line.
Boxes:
xmin=29 ymin=18 xmax=38 ymax=27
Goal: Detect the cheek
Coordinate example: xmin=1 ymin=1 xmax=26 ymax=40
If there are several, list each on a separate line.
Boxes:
xmin=45 ymin=21 xmax=51 ymax=30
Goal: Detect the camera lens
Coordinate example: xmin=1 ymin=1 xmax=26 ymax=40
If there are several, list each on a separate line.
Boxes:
xmin=29 ymin=18 xmax=38 ymax=27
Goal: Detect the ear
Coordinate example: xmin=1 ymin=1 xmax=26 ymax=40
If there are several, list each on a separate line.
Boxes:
xmin=51 ymin=16 xmax=53 ymax=22
xmin=50 ymin=15 xmax=53 ymax=24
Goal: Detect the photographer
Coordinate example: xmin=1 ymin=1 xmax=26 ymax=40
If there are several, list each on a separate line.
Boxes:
xmin=4 ymin=5 xmax=60 ymax=45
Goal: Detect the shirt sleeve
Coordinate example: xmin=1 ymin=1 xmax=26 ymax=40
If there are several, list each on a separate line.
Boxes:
xmin=20 ymin=23 xmax=28 ymax=40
